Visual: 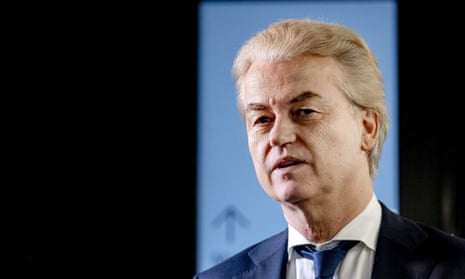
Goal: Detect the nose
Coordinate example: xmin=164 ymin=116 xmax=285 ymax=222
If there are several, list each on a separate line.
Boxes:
xmin=269 ymin=116 xmax=297 ymax=147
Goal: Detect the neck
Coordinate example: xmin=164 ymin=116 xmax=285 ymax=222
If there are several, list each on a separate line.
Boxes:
xmin=283 ymin=188 xmax=373 ymax=243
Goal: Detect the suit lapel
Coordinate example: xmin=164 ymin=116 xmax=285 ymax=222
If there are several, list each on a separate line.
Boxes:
xmin=235 ymin=229 xmax=288 ymax=279
xmin=372 ymin=202 xmax=432 ymax=279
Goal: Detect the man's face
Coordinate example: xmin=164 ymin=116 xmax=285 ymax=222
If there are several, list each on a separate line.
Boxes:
xmin=241 ymin=55 xmax=373 ymax=205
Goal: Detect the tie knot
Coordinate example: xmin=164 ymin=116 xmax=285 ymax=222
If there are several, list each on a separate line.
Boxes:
xmin=295 ymin=240 xmax=358 ymax=279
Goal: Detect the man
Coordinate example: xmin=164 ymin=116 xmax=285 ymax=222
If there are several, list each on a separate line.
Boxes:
xmin=193 ymin=18 xmax=465 ymax=279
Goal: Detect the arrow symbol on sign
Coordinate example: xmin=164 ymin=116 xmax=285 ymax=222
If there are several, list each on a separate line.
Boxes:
xmin=212 ymin=205 xmax=249 ymax=244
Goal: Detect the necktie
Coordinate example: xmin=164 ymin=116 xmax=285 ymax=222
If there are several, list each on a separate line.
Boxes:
xmin=294 ymin=240 xmax=358 ymax=279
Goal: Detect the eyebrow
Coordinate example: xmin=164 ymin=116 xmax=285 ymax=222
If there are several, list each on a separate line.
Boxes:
xmin=245 ymin=91 xmax=318 ymax=113
xmin=290 ymin=91 xmax=318 ymax=104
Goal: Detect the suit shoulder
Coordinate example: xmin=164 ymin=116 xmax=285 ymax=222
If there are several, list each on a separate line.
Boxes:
xmin=192 ymin=247 xmax=256 ymax=279
xmin=416 ymin=222 xmax=465 ymax=255
xmin=193 ymin=229 xmax=288 ymax=279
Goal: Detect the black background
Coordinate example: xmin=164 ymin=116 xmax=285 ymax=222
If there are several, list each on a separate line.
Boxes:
xmin=8 ymin=1 xmax=461 ymax=278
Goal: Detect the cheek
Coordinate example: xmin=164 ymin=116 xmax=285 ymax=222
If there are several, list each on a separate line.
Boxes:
xmin=308 ymin=125 xmax=336 ymax=149
xmin=248 ymin=134 xmax=267 ymax=165
xmin=248 ymin=134 xmax=260 ymax=157
xmin=316 ymin=116 xmax=359 ymax=147
xmin=315 ymin=122 xmax=361 ymax=166
xmin=248 ymin=135 xmax=273 ymax=192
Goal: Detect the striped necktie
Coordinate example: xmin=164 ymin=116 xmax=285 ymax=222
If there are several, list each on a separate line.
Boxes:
xmin=294 ymin=240 xmax=358 ymax=279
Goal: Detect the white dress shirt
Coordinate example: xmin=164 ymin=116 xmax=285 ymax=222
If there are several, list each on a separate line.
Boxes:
xmin=286 ymin=193 xmax=382 ymax=279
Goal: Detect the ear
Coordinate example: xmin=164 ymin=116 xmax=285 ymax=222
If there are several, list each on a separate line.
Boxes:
xmin=360 ymin=109 xmax=379 ymax=151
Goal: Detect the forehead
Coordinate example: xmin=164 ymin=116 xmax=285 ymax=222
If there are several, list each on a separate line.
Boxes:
xmin=241 ymin=55 xmax=343 ymax=105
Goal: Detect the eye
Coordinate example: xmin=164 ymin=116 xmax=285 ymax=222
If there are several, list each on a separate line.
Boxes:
xmin=256 ymin=116 xmax=273 ymax=124
xmin=295 ymin=108 xmax=315 ymax=117
xmin=246 ymin=111 xmax=274 ymax=128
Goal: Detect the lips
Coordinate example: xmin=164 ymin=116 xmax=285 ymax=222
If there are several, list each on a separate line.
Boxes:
xmin=272 ymin=156 xmax=303 ymax=170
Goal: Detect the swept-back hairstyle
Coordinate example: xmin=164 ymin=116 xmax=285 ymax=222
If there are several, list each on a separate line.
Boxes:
xmin=232 ymin=18 xmax=389 ymax=178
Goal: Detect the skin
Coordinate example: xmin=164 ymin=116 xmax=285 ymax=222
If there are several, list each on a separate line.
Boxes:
xmin=241 ymin=55 xmax=379 ymax=243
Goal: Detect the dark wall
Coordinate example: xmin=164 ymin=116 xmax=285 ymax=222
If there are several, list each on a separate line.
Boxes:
xmin=398 ymin=2 xmax=462 ymax=237
xmin=11 ymin=2 xmax=199 ymax=278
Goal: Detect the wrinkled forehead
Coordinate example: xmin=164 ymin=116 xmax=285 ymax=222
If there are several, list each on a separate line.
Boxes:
xmin=237 ymin=56 xmax=343 ymax=111
xmin=241 ymin=55 xmax=341 ymax=91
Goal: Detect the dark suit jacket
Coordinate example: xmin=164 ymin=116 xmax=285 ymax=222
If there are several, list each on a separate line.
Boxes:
xmin=193 ymin=202 xmax=465 ymax=278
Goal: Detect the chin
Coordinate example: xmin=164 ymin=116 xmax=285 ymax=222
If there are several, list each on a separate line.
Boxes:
xmin=274 ymin=182 xmax=302 ymax=203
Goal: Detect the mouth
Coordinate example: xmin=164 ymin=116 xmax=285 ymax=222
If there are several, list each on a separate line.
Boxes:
xmin=273 ymin=157 xmax=303 ymax=171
